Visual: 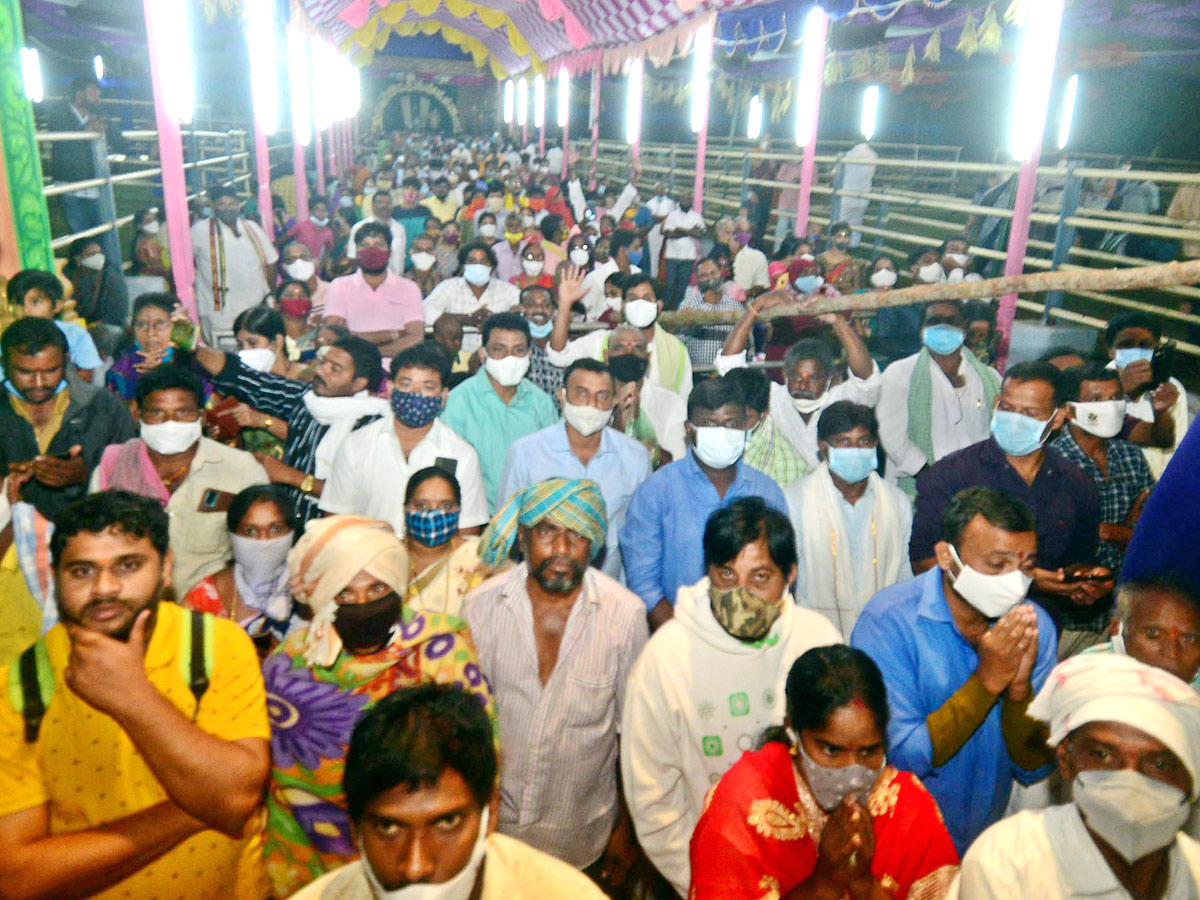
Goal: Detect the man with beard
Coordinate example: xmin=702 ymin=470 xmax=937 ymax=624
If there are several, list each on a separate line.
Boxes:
xmin=0 ymin=490 xmax=270 ymax=900
xmin=464 ymin=478 xmax=647 ymax=892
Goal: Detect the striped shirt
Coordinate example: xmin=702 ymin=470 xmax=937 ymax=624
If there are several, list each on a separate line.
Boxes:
xmin=463 ymin=564 xmax=649 ymax=868
xmin=676 ymin=284 xmax=745 ymax=367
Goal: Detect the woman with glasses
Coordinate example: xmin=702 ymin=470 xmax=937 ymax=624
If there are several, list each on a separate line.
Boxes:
xmin=105 ymin=293 xmax=204 ymax=402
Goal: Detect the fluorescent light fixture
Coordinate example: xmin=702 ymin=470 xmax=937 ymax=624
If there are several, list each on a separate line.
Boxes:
xmin=1057 ymin=73 xmax=1079 ymax=150
xmin=503 ymin=79 xmax=514 ymax=124
xmin=93 ymin=54 xmax=104 ymax=81
xmin=516 ymin=76 xmax=528 ymax=126
xmin=690 ymin=19 xmax=713 ymax=133
xmin=151 ymin=0 xmax=196 ymax=123
xmin=287 ymin=26 xmax=312 ymax=146
xmin=348 ymin=61 xmax=361 ymax=118
xmin=747 ymin=93 xmax=763 ymax=140
xmin=247 ymin=0 xmax=279 ymax=135
xmin=20 ymin=47 xmax=43 ymax=103
xmin=310 ymin=37 xmax=336 ymax=132
xmin=534 ymin=73 xmax=545 ymax=129
xmin=625 ymin=58 xmax=643 ymax=145
xmin=860 ymin=84 xmax=880 ymax=141
xmin=1008 ymin=0 xmax=1064 ymax=161
xmin=795 ymin=6 xmax=828 ymax=146
xmin=557 ymin=67 xmax=570 ymax=128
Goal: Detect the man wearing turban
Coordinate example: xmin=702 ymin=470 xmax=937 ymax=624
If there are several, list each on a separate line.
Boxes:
xmin=464 ymin=478 xmax=649 ymax=890
xmin=955 ymin=654 xmax=1200 ymax=899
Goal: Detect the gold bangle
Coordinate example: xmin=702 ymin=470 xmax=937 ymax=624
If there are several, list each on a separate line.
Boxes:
xmin=300 ymin=474 xmax=315 ymax=494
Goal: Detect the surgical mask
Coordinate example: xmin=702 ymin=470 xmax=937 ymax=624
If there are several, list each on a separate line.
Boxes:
xmin=826 ymin=447 xmax=877 ymax=484
xmin=391 ymin=390 xmax=441 ymax=428
xmin=230 ymin=533 xmax=293 ymax=584
xmin=478 ymin=223 xmax=498 ymax=239
xmin=793 ymin=274 xmax=823 ymax=294
xmin=948 ymin=544 xmax=1032 ymax=618
xmin=945 ymin=268 xmax=965 ymax=284
xmin=238 ymin=347 xmax=277 ymax=373
xmin=311 ymin=215 xmax=330 ymax=227
xmin=333 ymin=592 xmax=403 ymax=654
xmin=521 ymin=259 xmax=545 ymax=278
xmin=80 ymin=254 xmax=106 ymax=271
xmin=200 ymin=205 xmax=214 ymax=218
xmin=142 ymin=220 xmax=161 ymax=235
xmin=623 ymin=298 xmax=658 ymax=329
xmin=627 ymin=248 xmax=645 ymax=266
xmin=1071 ymin=399 xmax=1127 ymax=439
xmin=944 ymin=252 xmax=969 ymax=267
xmin=922 ymin=325 xmax=965 ymax=356
xmin=283 ymin=258 xmax=316 ymax=281
xmin=139 ymin=418 xmax=202 ymax=456
xmin=338 ymin=196 xmax=354 ymax=208
xmin=521 ymin=214 xmax=536 ymax=228
xmin=710 ymin=584 xmax=782 ymax=641
xmin=410 ymin=252 xmax=437 ymax=272
xmin=463 ymin=264 xmax=491 ymax=286
xmin=405 ymin=508 xmax=461 ymax=548
xmin=357 ymin=246 xmax=391 ymax=273
xmin=870 ymin=269 xmax=897 ymax=288
xmin=792 ymin=728 xmax=882 ymax=811
xmin=484 ymin=353 xmax=529 ymax=387
xmin=693 ymin=425 xmax=746 ymax=468
xmin=991 ymin=408 xmax=1053 ymax=457
xmin=360 ymin=807 xmax=489 ymax=900
xmin=563 ymin=401 xmax=613 ymax=437
xmin=918 ymin=262 xmax=945 ymax=283
xmin=1074 ymin=769 xmax=1189 ymax=864
xmin=1114 ymin=347 xmax=1154 ymax=369
xmin=569 ymin=247 xmax=591 ymax=267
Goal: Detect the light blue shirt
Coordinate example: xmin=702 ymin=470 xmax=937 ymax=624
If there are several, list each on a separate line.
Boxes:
xmin=56 ymin=321 xmax=102 ymax=371
xmin=498 ymin=422 xmax=652 ymax=579
xmin=618 ymin=448 xmax=788 ymax=611
xmin=850 ymin=568 xmax=1057 ymax=855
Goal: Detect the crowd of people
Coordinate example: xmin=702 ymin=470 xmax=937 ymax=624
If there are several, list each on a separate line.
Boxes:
xmin=1 ymin=114 xmax=1198 ymax=900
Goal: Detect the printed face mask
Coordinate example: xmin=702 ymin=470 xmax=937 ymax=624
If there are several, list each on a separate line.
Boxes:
xmin=1071 ymin=399 xmax=1126 ymax=438
xmin=710 ymin=584 xmax=782 ymax=641
xmin=390 ymin=390 xmax=442 ymax=428
xmin=791 ymin=727 xmax=882 ymax=811
xmin=405 ymin=508 xmax=461 ymax=547
xmin=948 ymin=545 xmax=1032 ymax=618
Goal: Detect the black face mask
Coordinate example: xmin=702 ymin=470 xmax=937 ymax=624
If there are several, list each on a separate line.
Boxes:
xmin=216 ymin=209 xmax=240 ymax=226
xmin=333 ymin=592 xmax=403 ymax=654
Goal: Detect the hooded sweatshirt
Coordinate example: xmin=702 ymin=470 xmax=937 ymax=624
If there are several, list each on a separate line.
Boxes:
xmin=620 ymin=577 xmax=843 ymax=896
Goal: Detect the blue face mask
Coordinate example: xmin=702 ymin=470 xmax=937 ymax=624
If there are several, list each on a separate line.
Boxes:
xmin=826 ymin=447 xmax=878 ymax=484
xmin=793 ymin=275 xmax=823 ymax=294
xmin=1114 ymin=347 xmax=1154 ymax=369
xmin=527 ymin=319 xmax=553 ymax=339
xmin=627 ymin=249 xmax=644 ymax=266
xmin=3 ymin=378 xmax=67 ymax=402
xmin=390 ymin=390 xmax=441 ymax=428
xmin=922 ymin=324 xmax=965 ymax=356
xmin=405 ymin=508 xmax=460 ymax=547
xmin=991 ymin=409 xmax=1052 ymax=457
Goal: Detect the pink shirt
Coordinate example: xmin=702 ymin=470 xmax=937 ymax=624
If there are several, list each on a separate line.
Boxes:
xmin=324 ymin=270 xmax=424 ymax=333
xmin=287 ymin=220 xmax=334 ymax=259
xmin=776 ymin=163 xmax=804 ymax=211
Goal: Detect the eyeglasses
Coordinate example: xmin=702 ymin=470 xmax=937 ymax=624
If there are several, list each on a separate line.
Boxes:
xmin=141 ymin=408 xmax=200 ymax=425
xmin=134 ymin=319 xmax=171 ymax=333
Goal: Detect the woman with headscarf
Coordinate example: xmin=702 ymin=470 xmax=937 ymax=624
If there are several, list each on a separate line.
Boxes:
xmin=261 ymin=515 xmax=496 ymax=899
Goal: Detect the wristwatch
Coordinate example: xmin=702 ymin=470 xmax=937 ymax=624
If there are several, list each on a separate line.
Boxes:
xmin=299 ymin=473 xmax=316 ymax=494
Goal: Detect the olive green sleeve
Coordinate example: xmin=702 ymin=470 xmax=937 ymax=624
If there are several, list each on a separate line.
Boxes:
xmin=926 ymin=673 xmax=1000 ymax=769
xmin=1001 ymin=694 xmax=1055 ymax=772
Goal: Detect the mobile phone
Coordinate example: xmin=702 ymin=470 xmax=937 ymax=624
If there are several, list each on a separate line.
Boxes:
xmin=1151 ymin=341 xmax=1175 ymax=388
xmin=201 ymin=488 xmax=221 ymax=510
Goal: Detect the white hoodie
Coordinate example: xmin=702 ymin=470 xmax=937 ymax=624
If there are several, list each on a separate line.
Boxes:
xmin=620 ymin=577 xmax=843 ymax=896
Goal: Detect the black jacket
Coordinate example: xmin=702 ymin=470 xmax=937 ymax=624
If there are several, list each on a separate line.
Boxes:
xmin=43 ymin=100 xmax=128 ymax=185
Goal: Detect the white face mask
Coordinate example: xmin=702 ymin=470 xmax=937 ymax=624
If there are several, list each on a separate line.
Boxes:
xmin=521 ymin=214 xmax=535 ymax=228
xmin=521 ymin=259 xmax=545 ymax=278
xmin=563 ymin=401 xmax=612 ymax=437
xmin=477 ymin=223 xmax=497 ymax=239
xmin=693 ymin=425 xmax=746 ymax=468
xmin=410 ymin=252 xmax=437 ymax=272
xmin=945 ymin=268 xmax=965 ymax=284
xmin=142 ymin=220 xmax=161 ymax=235
xmin=870 ymin=268 xmax=897 ymax=288
xmin=238 ymin=347 xmax=277 ymax=373
xmin=1074 ymin=769 xmax=1189 ymax=864
xmin=948 ymin=545 xmax=1032 ymax=618
xmin=791 ymin=393 xmax=828 ymax=415
xmin=284 ymin=258 xmax=316 ymax=282
xmin=140 ymin=418 xmax=202 ymax=456
xmin=463 ymin=264 xmax=492 ymax=287
xmin=361 ymin=807 xmax=489 ymax=900
xmin=623 ymin=298 xmax=659 ymax=329
xmin=230 ymin=532 xmax=293 ymax=584
xmin=311 ymin=215 xmax=330 ymax=227
xmin=80 ymin=254 xmax=106 ymax=271
xmin=1071 ymin=399 xmax=1127 ymax=439
xmin=484 ymin=353 xmax=530 ymax=387
xmin=944 ymin=252 xmax=969 ymax=267
xmin=569 ymin=247 xmax=591 ymax=267
xmin=918 ymin=262 xmax=945 ymax=283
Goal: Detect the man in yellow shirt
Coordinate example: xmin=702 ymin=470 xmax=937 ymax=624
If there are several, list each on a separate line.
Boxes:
xmin=0 ymin=490 xmax=270 ymax=900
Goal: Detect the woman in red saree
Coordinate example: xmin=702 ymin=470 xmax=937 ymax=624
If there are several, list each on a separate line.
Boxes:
xmin=690 ymin=646 xmax=958 ymax=900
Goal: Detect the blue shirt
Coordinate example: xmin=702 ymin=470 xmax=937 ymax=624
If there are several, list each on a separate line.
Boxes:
xmin=498 ymin=422 xmax=652 ymax=579
xmin=56 ymin=321 xmax=102 ymax=371
xmin=850 ymin=568 xmax=1057 ymax=854
xmin=618 ymin=448 xmax=788 ymax=611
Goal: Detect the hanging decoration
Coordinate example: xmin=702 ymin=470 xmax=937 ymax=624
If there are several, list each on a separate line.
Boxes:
xmin=923 ymin=28 xmax=941 ymax=63
xmin=900 ymin=42 xmax=915 ymax=86
xmin=873 ymin=44 xmax=891 ymax=77
xmin=850 ymin=48 xmax=871 ymax=79
xmin=956 ymin=9 xmax=979 ymax=58
xmin=979 ymin=4 xmax=1003 ymax=53
xmin=1004 ymin=0 xmax=1027 ymax=25
xmin=823 ymin=52 xmax=844 ymax=86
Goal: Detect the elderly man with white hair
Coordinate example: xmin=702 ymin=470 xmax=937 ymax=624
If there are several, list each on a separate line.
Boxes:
xmin=954 ymin=653 xmax=1200 ymax=900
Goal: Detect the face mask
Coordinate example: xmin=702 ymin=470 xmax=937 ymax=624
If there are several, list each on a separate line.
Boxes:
xmin=357 ymin=246 xmax=391 ymax=273
xmin=216 ymin=209 xmax=240 ymax=227
xmin=442 ymin=233 xmax=460 ymax=246
xmin=333 ymin=591 xmax=403 ymax=654
xmin=563 ymin=401 xmax=613 ymax=437
xmin=279 ymin=296 xmax=312 ymax=319
xmin=360 ymin=807 xmax=489 ymax=900
xmin=410 ymin=252 xmax=437 ymax=272
xmin=569 ymin=247 xmax=591 ymax=267
xmin=946 ymin=268 xmax=965 ymax=285
xmin=627 ymin=249 xmax=645 ymax=267
xmin=142 ymin=220 xmax=161 ymax=235
xmin=391 ymin=390 xmax=442 ymax=428
xmin=827 ymin=447 xmax=877 ymax=484
xmin=1074 ymin=769 xmax=1189 ymax=864
xmin=798 ymin=252 xmax=815 ymax=262
xmin=944 ymin=252 xmax=969 ymax=267
xmin=870 ymin=269 xmax=897 ymax=288
xmin=311 ymin=215 xmax=330 ymax=227
xmin=793 ymin=274 xmax=823 ymax=294
xmin=735 ymin=231 xmax=752 ymax=247
xmin=948 ymin=544 xmax=1032 ymax=618
xmin=238 ymin=347 xmax=277 ymax=373
xmin=623 ymin=298 xmax=658 ymax=329
xmin=405 ymin=508 xmax=461 ymax=548
xmin=80 ymin=254 xmax=106 ymax=271
xmin=790 ymin=380 xmax=830 ymax=415
xmin=917 ymin=262 xmax=945 ymax=283
xmin=693 ymin=425 xmax=746 ymax=468
xmin=922 ymin=324 xmax=965 ymax=356
xmin=230 ymin=532 xmax=293 ymax=584
xmin=520 ymin=215 xmax=536 ymax=228
xmin=484 ymin=353 xmax=530 ymax=387
xmin=478 ymin=223 xmax=498 ymax=239
xmin=463 ymin=263 xmax=492 ymax=286
xmin=284 ymin=258 xmax=316 ymax=281
xmin=991 ymin=408 xmax=1053 ymax=457
xmin=504 ymin=230 xmax=526 ymax=244
xmin=139 ymin=418 xmax=202 ymax=456
xmin=1071 ymin=399 xmax=1127 ymax=439
xmin=363 ymin=187 xmax=377 ymax=199
xmin=521 ymin=259 xmax=545 ymax=278
xmin=698 ymin=279 xmax=723 ymax=294
xmin=200 ymin=205 xmax=214 ymax=218
xmin=527 ymin=318 xmax=553 ymax=339
xmin=1114 ymin=347 xmax=1154 ymax=369
xmin=710 ymin=584 xmax=782 ymax=641
xmin=486 ymin=197 xmax=504 ymax=212
xmin=792 ymin=728 xmax=882 ymax=811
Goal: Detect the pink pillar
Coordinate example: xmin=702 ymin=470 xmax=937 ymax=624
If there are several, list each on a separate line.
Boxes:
xmin=253 ymin=122 xmax=273 ymax=239
xmin=589 ymin=64 xmax=601 ymax=190
xmin=293 ymin=135 xmax=309 ymax=222
xmin=315 ymin=128 xmax=327 ymax=196
xmin=142 ymin=0 xmax=196 ymax=313
xmin=353 ymin=115 xmax=359 ymax=160
xmin=522 ymin=122 xmax=529 ymax=146
xmin=794 ymin=13 xmax=828 ymax=237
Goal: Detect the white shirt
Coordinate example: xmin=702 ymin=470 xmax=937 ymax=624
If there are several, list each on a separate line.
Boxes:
xmin=319 ymin=416 xmax=489 ymax=536
xmin=663 ymin=208 xmax=704 ymax=260
xmin=423 ymin=276 xmax=519 ymax=325
xmin=546 ymin=327 xmax=694 ymax=401
xmin=639 ymin=380 xmax=687 ymax=461
xmin=840 ymin=141 xmax=879 ymax=224
xmin=191 ymin=217 xmax=278 ymax=338
xmin=646 ymin=195 xmax=677 ymax=221
xmin=1107 ymin=366 xmax=1190 ymax=480
xmin=732 ymin=246 xmax=770 ymax=293
xmin=878 ymin=351 xmax=996 ymax=479
xmin=765 ymin=369 xmax=882 ymax=470
xmin=347 ymin=216 xmax=408 ymax=276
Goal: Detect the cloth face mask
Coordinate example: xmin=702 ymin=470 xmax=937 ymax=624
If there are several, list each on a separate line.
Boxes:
xmin=483 ymin=353 xmax=530 ymax=387
xmin=710 ymin=584 xmax=783 ymax=641
xmin=409 ymin=252 xmax=437 ymax=272
xmin=563 ymin=401 xmax=613 ymax=437
xmin=948 ymin=544 xmax=1032 ymax=618
xmin=333 ymin=591 xmax=403 ymax=653
xmin=790 ymin=727 xmax=882 ymax=811
xmin=405 ymin=509 xmax=461 ymax=547
xmin=360 ymin=808 xmax=489 ymax=900
xmin=284 ymin=259 xmax=315 ymax=282
xmin=1070 ymin=400 xmax=1126 ymax=439
xmin=391 ymin=390 xmax=442 ymax=428
xmin=870 ymin=269 xmax=897 ymax=288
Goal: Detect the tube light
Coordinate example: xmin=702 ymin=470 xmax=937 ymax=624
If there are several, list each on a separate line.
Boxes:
xmin=557 ymin=67 xmax=570 ymax=129
xmin=795 ymin=6 xmax=828 ymax=147
xmin=247 ymin=0 xmax=279 ymax=135
xmin=20 ymin=47 xmax=43 ymax=103
xmin=93 ymin=54 xmax=104 ymax=81
xmin=310 ymin=37 xmax=335 ymax=133
xmin=625 ymin=58 xmax=644 ymax=146
xmin=152 ymin=0 xmax=196 ymax=124
xmin=503 ymin=79 xmax=514 ymax=124
xmin=287 ymin=26 xmax=312 ymax=147
xmin=516 ymin=76 xmax=528 ymax=127
xmin=860 ymin=84 xmax=880 ymax=141
xmin=747 ymin=94 xmax=763 ymax=140
xmin=1057 ymin=73 xmax=1079 ymax=151
xmin=534 ymin=73 xmax=545 ymax=129
xmin=690 ymin=20 xmax=713 ymax=134
xmin=348 ymin=63 xmax=361 ymax=118
xmin=1008 ymin=0 xmax=1065 ymax=161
